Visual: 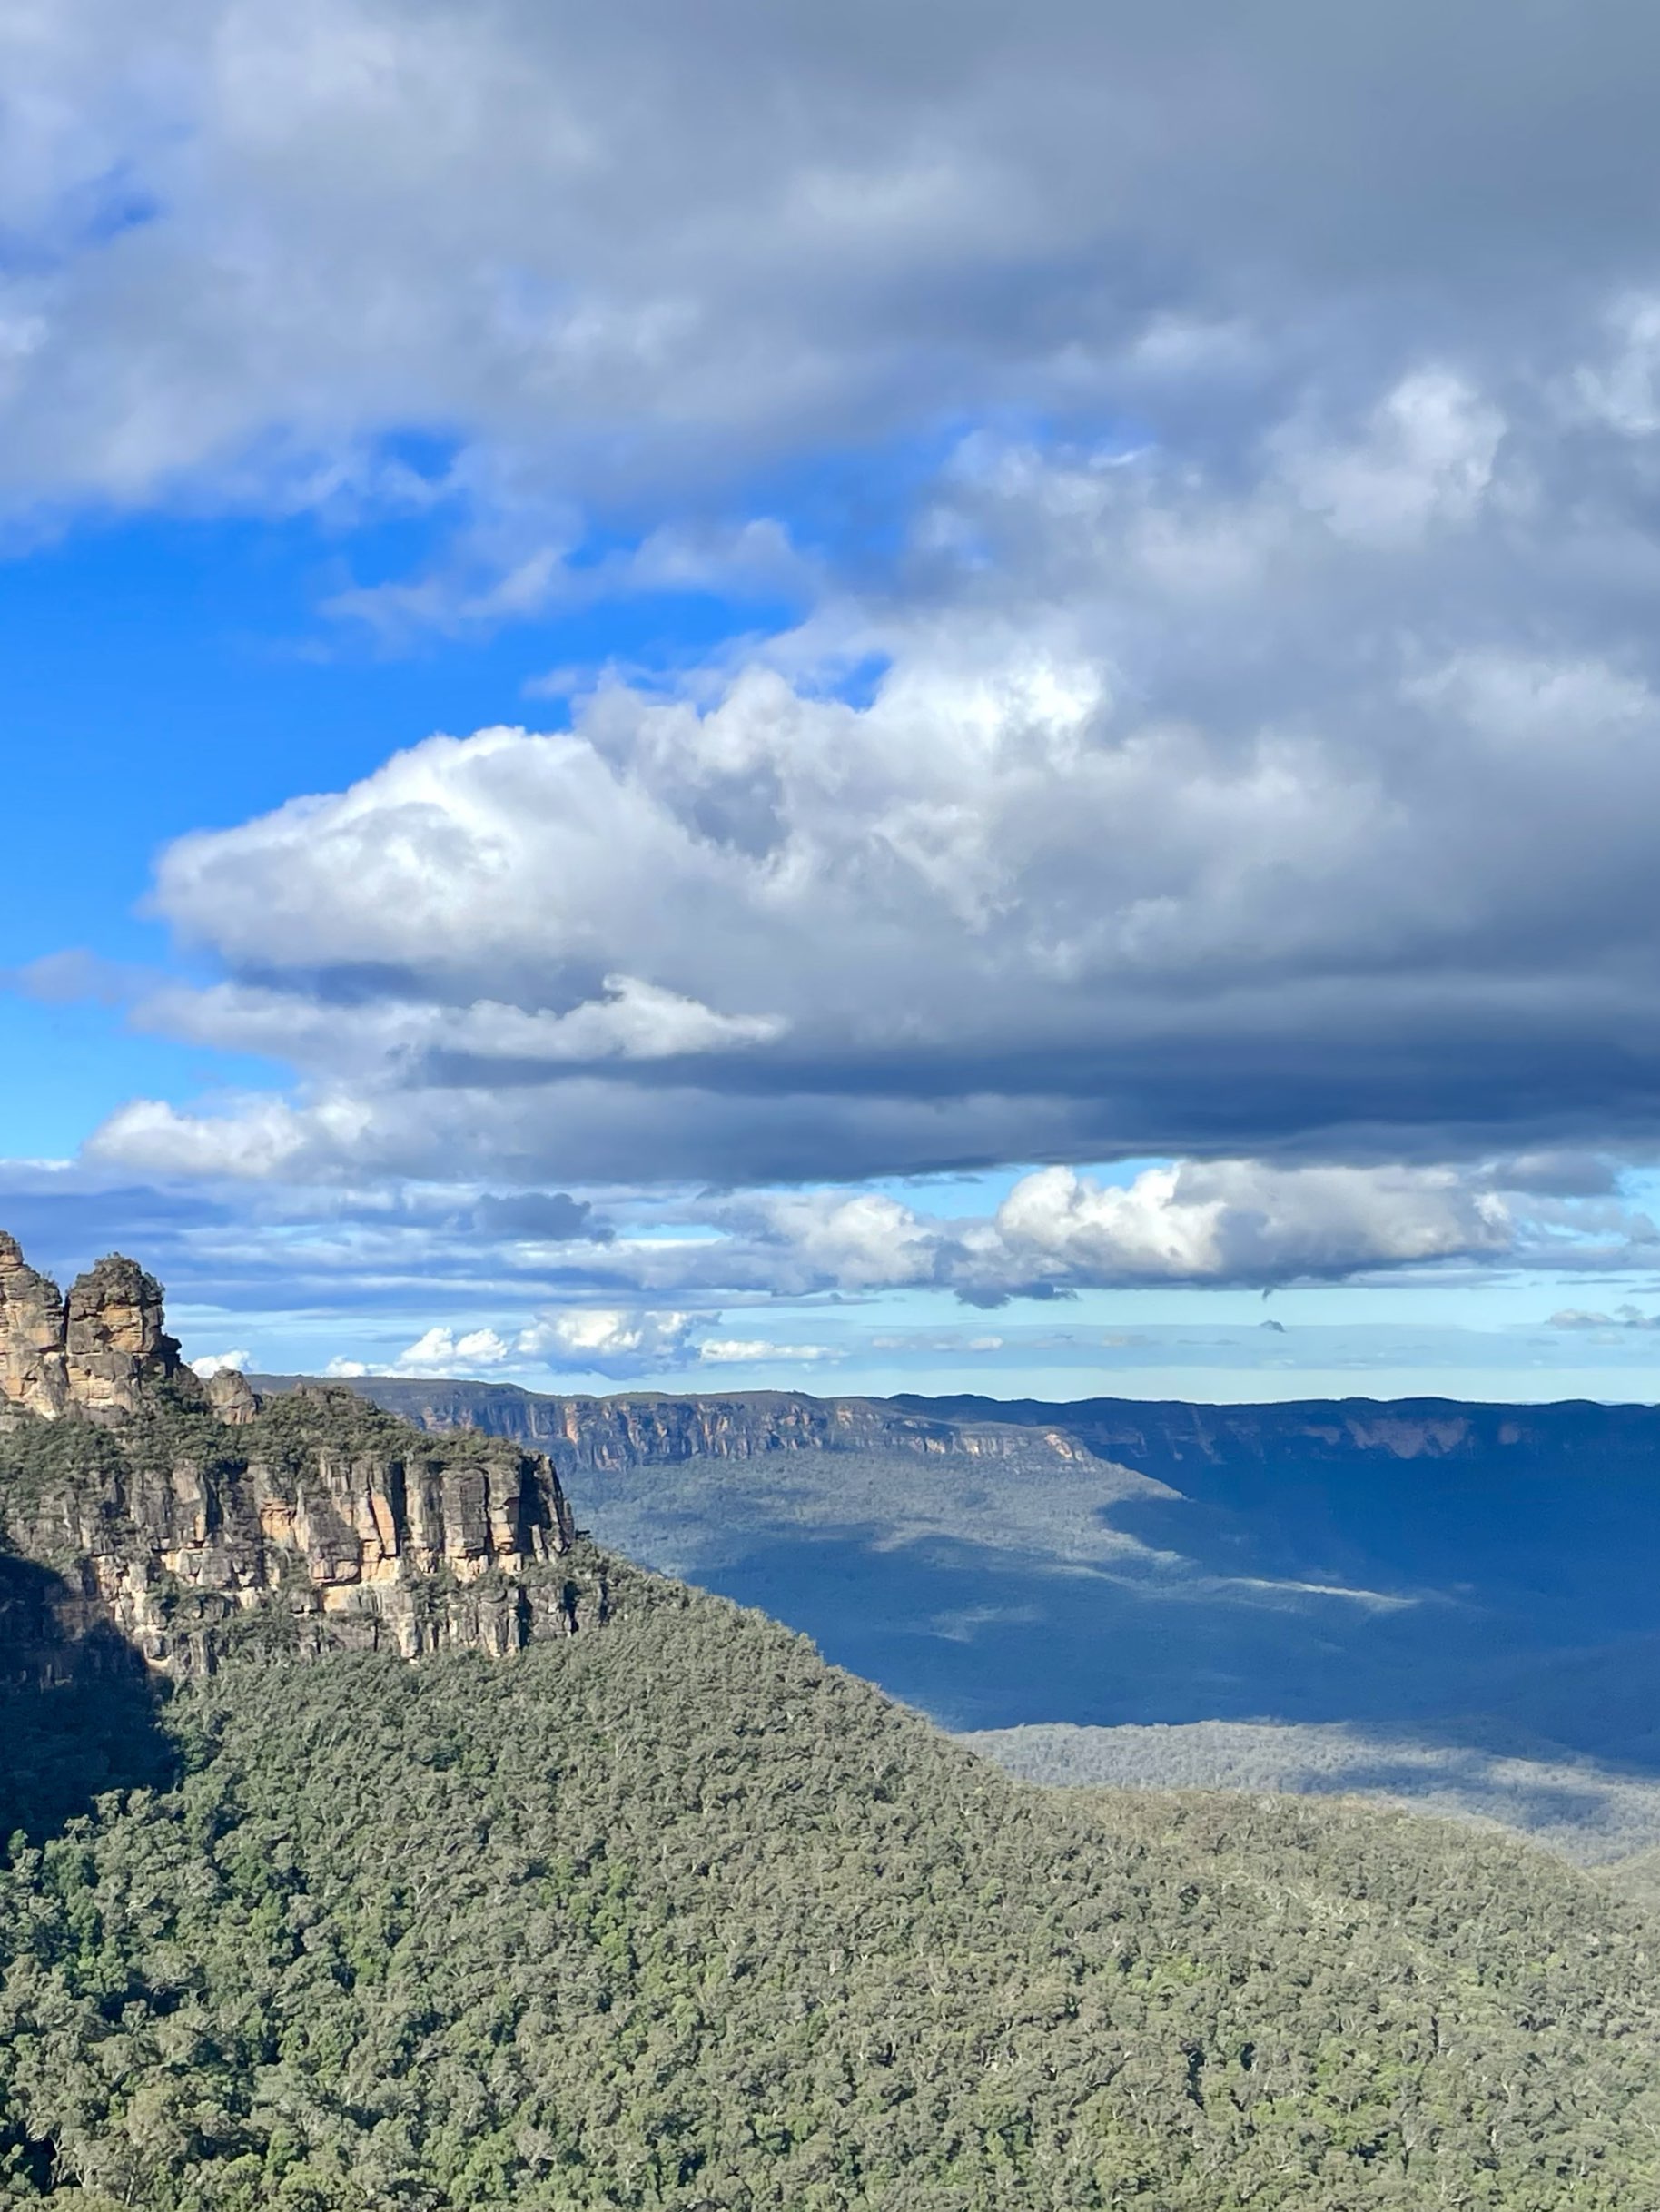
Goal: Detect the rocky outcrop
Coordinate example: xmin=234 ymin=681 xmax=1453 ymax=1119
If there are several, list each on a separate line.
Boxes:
xmin=0 ymin=1232 xmax=608 ymax=1680
xmin=1 ymin=1235 xmax=193 ymax=1426
xmin=1 ymin=1383 xmax=594 ymax=1678
xmin=0 ymin=1232 xmax=69 ymax=1419
xmin=63 ymin=1253 xmax=187 ymax=1419
xmin=203 ymin=1368 xmax=260 ymax=1425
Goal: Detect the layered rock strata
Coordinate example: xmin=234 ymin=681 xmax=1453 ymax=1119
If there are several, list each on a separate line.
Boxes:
xmin=0 ymin=1232 xmax=68 ymax=1419
xmin=321 ymin=1378 xmax=1102 ymax=1475
xmin=64 ymin=1252 xmax=187 ymax=1418
xmin=2 ymin=1386 xmax=590 ymax=1676
xmin=0 ymin=1232 xmax=603 ymax=1679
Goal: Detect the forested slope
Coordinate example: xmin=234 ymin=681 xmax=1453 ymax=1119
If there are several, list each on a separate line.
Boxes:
xmin=3 ymin=1562 xmax=1659 ymax=2211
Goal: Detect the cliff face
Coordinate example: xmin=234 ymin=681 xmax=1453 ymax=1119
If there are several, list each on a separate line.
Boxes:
xmin=0 ymin=1233 xmax=69 ymax=1419
xmin=290 ymin=1377 xmax=1104 ymax=1475
xmin=305 ymin=1370 xmax=1660 ymax=1484
xmin=2 ymin=1387 xmax=591 ymax=1678
xmin=0 ymin=1233 xmax=601 ymax=1681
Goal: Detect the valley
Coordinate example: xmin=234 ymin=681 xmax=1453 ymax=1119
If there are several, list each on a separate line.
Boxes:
xmin=265 ymin=1373 xmax=1660 ymax=1861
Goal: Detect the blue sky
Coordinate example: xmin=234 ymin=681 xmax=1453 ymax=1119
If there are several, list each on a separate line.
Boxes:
xmin=7 ymin=1 xmax=1660 ymax=1401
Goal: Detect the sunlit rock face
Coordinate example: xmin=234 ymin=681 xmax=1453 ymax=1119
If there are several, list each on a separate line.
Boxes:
xmin=2 ymin=1386 xmax=589 ymax=1677
xmin=1 ymin=1237 xmax=189 ymax=1426
xmin=63 ymin=1252 xmax=187 ymax=1420
xmin=0 ymin=1232 xmax=599 ymax=1678
xmin=0 ymin=1232 xmax=69 ymax=1420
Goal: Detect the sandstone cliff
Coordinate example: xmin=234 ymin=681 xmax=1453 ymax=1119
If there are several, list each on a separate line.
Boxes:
xmin=301 ymin=1369 xmax=1660 ymax=1487
xmin=289 ymin=1376 xmax=1104 ymax=1476
xmin=0 ymin=1233 xmax=68 ymax=1419
xmin=0 ymin=1235 xmax=192 ymax=1425
xmin=0 ymin=1232 xmax=603 ymax=1682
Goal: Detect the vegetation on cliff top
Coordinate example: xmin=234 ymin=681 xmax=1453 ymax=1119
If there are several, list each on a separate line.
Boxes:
xmin=2 ymin=1566 xmax=1659 ymax=2210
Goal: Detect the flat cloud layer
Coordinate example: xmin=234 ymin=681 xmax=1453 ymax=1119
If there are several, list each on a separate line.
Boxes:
xmin=14 ymin=0 xmax=1660 ymax=1312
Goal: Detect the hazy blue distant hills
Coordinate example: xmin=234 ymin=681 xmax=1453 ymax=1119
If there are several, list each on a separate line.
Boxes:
xmin=254 ymin=1377 xmax=1660 ymax=1857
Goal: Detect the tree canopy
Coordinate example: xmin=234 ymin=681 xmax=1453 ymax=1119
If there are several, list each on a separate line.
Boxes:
xmin=3 ymin=1557 xmax=1658 ymax=2209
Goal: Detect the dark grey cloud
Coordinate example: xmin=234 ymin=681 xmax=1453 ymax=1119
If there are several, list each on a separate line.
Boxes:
xmin=0 ymin=1180 xmax=234 ymax=1288
xmin=470 ymin=1191 xmax=614 ymax=1243
xmin=6 ymin=1 xmax=1660 ymax=522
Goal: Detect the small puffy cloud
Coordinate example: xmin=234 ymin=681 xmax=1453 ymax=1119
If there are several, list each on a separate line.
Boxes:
xmin=746 ymin=1192 xmax=939 ymax=1289
xmin=517 ymin=1307 xmax=697 ymax=1377
xmin=87 ymin=1097 xmax=321 ymax=1179
xmin=397 ymin=1327 xmax=513 ymax=1376
xmin=191 ymin=1348 xmax=250 ymax=1378
xmin=331 ymin=1328 xmax=516 ymax=1378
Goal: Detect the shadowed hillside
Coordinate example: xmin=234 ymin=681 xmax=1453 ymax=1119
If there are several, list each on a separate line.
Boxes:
xmin=0 ymin=1549 xmax=178 ymax=1845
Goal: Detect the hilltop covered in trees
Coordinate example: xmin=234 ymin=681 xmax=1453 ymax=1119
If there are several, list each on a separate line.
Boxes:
xmin=3 ymin=1564 xmax=1660 ymax=2209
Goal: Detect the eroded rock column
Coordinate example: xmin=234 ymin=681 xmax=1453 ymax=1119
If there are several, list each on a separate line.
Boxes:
xmin=0 ymin=1231 xmax=69 ymax=1418
xmin=64 ymin=1255 xmax=185 ymax=1421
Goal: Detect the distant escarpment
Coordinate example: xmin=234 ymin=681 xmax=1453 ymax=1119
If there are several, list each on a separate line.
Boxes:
xmin=262 ymin=1367 xmax=1660 ymax=1483
xmin=0 ymin=1234 xmax=603 ymax=1683
xmin=253 ymin=1373 xmax=1110 ymax=1475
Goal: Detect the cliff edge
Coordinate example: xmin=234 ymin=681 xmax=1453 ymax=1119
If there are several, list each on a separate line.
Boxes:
xmin=0 ymin=1231 xmax=602 ymax=1681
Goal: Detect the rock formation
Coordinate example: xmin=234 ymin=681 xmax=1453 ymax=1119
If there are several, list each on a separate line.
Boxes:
xmin=63 ymin=1252 xmax=187 ymax=1418
xmin=0 ymin=1232 xmax=604 ymax=1679
xmin=2 ymin=1384 xmax=591 ymax=1676
xmin=203 ymin=1367 xmax=260 ymax=1424
xmin=0 ymin=1231 xmax=68 ymax=1418
xmin=1 ymin=1236 xmax=192 ymax=1425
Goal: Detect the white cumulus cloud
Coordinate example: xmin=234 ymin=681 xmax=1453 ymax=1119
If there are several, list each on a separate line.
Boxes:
xmin=516 ymin=1308 xmax=698 ymax=1377
xmin=327 ymin=1327 xmax=516 ymax=1378
xmin=191 ymin=1348 xmax=251 ymax=1378
xmin=65 ymin=350 xmax=1660 ymax=1194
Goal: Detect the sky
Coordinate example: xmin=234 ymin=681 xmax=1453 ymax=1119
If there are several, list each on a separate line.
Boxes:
xmin=5 ymin=0 xmax=1660 ymax=1402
